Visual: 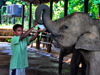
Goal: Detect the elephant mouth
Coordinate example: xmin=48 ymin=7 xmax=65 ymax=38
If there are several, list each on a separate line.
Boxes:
xmin=51 ymin=33 xmax=60 ymax=36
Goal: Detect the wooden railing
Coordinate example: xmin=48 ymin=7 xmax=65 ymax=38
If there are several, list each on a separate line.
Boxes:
xmin=0 ymin=28 xmax=52 ymax=52
xmin=0 ymin=28 xmax=14 ymax=39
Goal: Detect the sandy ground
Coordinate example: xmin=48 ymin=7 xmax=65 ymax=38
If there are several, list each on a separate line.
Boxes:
xmin=0 ymin=42 xmax=81 ymax=75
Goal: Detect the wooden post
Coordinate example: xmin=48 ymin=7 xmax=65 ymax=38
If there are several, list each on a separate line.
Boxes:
xmin=29 ymin=2 xmax=32 ymax=29
xmin=64 ymin=0 xmax=68 ymax=16
xmin=11 ymin=17 xmax=15 ymax=24
xmin=7 ymin=16 xmax=9 ymax=25
xmin=99 ymin=4 xmax=100 ymax=18
xmin=36 ymin=27 xmax=40 ymax=49
xmin=22 ymin=5 xmax=25 ymax=28
xmin=1 ymin=15 xmax=4 ymax=24
xmin=46 ymin=37 xmax=52 ymax=53
xmin=1 ymin=6 xmax=3 ymax=25
xmin=84 ymin=0 xmax=89 ymax=13
xmin=36 ymin=35 xmax=40 ymax=49
xmin=17 ymin=17 xmax=20 ymax=23
xmin=50 ymin=0 xmax=53 ymax=19
xmin=46 ymin=0 xmax=53 ymax=53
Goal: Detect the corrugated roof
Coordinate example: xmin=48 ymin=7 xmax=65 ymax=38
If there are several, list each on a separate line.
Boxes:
xmin=22 ymin=0 xmax=61 ymax=5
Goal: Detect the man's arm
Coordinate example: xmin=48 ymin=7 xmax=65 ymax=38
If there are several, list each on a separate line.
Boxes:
xmin=19 ymin=27 xmax=34 ymax=40
xmin=19 ymin=21 xmax=37 ymax=40
xmin=29 ymin=32 xmax=39 ymax=42
xmin=29 ymin=29 xmax=43 ymax=42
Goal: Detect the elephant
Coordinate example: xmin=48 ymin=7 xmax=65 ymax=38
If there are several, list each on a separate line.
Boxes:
xmin=35 ymin=4 xmax=100 ymax=75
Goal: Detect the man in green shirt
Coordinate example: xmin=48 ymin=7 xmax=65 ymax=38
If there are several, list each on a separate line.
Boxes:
xmin=10 ymin=21 xmax=40 ymax=75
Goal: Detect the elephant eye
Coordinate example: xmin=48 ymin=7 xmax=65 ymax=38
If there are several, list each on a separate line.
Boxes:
xmin=59 ymin=25 xmax=68 ymax=30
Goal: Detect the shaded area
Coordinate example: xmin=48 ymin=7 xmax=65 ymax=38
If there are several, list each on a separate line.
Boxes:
xmin=0 ymin=51 xmax=70 ymax=75
xmin=0 ymin=42 xmax=81 ymax=75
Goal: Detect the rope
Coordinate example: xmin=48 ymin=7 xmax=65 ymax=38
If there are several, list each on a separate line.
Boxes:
xmin=40 ymin=41 xmax=59 ymax=53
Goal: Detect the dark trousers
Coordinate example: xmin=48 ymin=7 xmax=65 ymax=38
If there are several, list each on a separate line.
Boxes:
xmin=12 ymin=69 xmax=16 ymax=75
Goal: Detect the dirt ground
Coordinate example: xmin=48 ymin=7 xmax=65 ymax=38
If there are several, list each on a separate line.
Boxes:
xmin=0 ymin=42 xmax=81 ymax=75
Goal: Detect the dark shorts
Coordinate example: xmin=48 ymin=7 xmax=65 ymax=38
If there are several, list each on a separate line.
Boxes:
xmin=9 ymin=68 xmax=25 ymax=75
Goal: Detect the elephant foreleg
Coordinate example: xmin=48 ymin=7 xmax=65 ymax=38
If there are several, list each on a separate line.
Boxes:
xmin=70 ymin=49 xmax=82 ymax=75
xmin=89 ymin=62 xmax=99 ymax=75
xmin=59 ymin=47 xmax=73 ymax=75
xmin=59 ymin=48 xmax=66 ymax=75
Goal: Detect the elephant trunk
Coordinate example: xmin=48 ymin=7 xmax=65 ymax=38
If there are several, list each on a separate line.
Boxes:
xmin=35 ymin=4 xmax=58 ymax=34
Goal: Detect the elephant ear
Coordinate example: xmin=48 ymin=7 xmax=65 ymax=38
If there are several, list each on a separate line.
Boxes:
xmin=75 ymin=26 xmax=100 ymax=51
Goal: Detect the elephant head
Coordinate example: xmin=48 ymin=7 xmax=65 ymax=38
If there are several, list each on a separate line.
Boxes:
xmin=35 ymin=4 xmax=100 ymax=51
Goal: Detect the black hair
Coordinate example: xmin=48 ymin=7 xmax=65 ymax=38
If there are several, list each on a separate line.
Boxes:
xmin=13 ymin=24 xmax=23 ymax=31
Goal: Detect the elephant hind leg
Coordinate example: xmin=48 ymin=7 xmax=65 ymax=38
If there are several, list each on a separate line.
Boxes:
xmin=81 ymin=56 xmax=86 ymax=75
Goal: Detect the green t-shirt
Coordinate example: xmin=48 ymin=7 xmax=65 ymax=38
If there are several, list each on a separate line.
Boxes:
xmin=10 ymin=36 xmax=32 ymax=69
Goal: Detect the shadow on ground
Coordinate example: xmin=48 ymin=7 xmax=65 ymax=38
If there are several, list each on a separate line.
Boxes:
xmin=0 ymin=42 xmax=81 ymax=75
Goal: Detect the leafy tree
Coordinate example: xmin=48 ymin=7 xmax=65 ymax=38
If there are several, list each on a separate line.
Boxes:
xmin=0 ymin=0 xmax=100 ymax=27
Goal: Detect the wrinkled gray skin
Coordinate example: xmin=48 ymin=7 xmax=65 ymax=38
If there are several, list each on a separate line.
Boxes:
xmin=35 ymin=4 xmax=100 ymax=75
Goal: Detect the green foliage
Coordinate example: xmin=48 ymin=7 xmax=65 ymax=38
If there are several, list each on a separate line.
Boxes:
xmin=52 ymin=1 xmax=64 ymax=20
xmin=6 ymin=1 xmax=12 ymax=5
xmin=0 ymin=24 xmax=13 ymax=28
xmin=6 ymin=39 xmax=11 ymax=42
xmin=0 ymin=0 xmax=100 ymax=28
xmin=88 ymin=0 xmax=99 ymax=19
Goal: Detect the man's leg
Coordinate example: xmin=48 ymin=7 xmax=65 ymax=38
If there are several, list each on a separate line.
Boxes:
xmin=9 ymin=69 xmax=16 ymax=75
xmin=16 ymin=68 xmax=25 ymax=75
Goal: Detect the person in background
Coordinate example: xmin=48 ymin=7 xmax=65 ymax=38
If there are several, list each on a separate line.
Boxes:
xmin=33 ymin=20 xmax=51 ymax=48
xmin=33 ymin=20 xmax=48 ymax=34
xmin=97 ymin=13 xmax=100 ymax=19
